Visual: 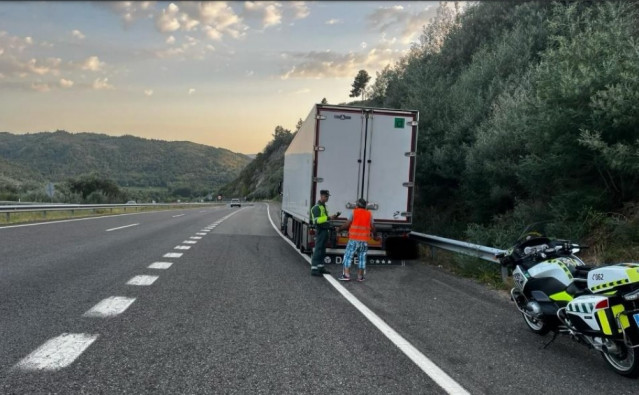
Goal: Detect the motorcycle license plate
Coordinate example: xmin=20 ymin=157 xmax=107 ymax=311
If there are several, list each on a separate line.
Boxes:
xmin=634 ymin=314 xmax=639 ymax=327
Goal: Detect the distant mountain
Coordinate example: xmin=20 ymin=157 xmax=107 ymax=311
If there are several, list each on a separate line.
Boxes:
xmin=0 ymin=131 xmax=251 ymax=192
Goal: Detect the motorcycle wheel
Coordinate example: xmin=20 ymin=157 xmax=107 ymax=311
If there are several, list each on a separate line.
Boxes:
xmin=602 ymin=341 xmax=639 ymax=378
xmin=522 ymin=313 xmax=550 ymax=335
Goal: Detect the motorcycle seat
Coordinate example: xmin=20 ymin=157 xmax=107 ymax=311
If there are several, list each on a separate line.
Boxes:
xmin=573 ymin=265 xmax=595 ymax=279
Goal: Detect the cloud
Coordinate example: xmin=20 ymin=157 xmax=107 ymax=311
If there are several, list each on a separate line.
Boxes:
xmin=144 ymin=89 xmax=153 ymax=96
xmin=367 ymin=3 xmax=440 ymax=44
xmin=31 ymin=82 xmax=50 ymax=92
xmin=166 ymin=35 xmax=176 ymax=45
xmin=26 ymin=58 xmax=62 ymax=76
xmin=188 ymin=88 xmax=195 ymax=95
xmin=60 ymin=78 xmax=74 ymax=88
xmin=97 ymin=1 xmax=156 ymax=28
xmin=289 ymin=2 xmax=310 ymax=19
xmin=156 ymin=3 xmax=181 ymax=32
xmin=92 ymin=77 xmax=114 ymax=90
xmin=0 ymin=31 xmax=34 ymax=54
xmin=280 ymin=42 xmax=406 ymax=80
xmin=71 ymin=29 xmax=85 ymax=40
xmin=81 ymin=56 xmax=104 ymax=72
xmin=244 ymin=2 xmax=282 ymax=28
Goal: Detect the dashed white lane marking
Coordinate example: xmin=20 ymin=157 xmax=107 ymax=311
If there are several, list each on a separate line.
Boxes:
xmin=190 ymin=236 xmax=202 ymax=240
xmin=196 ymin=232 xmax=207 ymax=236
xmin=172 ymin=214 xmax=185 ymax=218
xmin=264 ymin=203 xmax=470 ymax=395
xmin=182 ymin=240 xmax=197 ymax=244
xmin=127 ymin=275 xmax=159 ymax=286
xmin=149 ymin=262 xmax=173 ymax=269
xmin=174 ymin=245 xmax=191 ymax=250
xmin=83 ymin=296 xmax=136 ymax=318
xmin=15 ymin=333 xmax=99 ymax=371
xmin=200 ymin=229 xmax=210 ymax=232
xmin=105 ymin=223 xmax=139 ymax=232
xmin=163 ymin=252 xmax=183 ymax=258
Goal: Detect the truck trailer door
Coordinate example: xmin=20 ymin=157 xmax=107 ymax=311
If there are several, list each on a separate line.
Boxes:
xmin=364 ymin=109 xmax=417 ymax=223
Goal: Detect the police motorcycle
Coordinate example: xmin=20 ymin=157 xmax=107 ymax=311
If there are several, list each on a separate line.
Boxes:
xmin=496 ymin=226 xmax=639 ymax=377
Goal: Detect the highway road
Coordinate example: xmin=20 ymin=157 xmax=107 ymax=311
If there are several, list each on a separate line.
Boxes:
xmin=1 ymin=203 xmax=637 ymax=394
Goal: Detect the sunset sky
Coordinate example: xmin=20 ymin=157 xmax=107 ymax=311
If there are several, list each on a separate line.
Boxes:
xmin=0 ymin=1 xmax=452 ymax=154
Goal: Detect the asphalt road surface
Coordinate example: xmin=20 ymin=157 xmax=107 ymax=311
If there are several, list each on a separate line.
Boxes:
xmin=1 ymin=203 xmax=638 ymax=394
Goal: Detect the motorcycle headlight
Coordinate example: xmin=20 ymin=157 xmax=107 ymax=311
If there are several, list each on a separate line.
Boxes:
xmin=623 ymin=288 xmax=639 ymax=301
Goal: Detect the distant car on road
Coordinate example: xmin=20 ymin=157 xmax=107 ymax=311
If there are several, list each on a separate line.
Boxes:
xmin=230 ymin=198 xmax=241 ymax=207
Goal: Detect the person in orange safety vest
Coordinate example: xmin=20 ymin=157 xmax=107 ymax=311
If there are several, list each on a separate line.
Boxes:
xmin=334 ymin=198 xmax=378 ymax=282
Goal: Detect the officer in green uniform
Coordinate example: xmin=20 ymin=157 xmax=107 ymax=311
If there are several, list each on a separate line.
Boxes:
xmin=310 ymin=190 xmax=340 ymax=276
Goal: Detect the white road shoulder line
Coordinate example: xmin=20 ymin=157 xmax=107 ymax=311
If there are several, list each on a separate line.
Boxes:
xmin=83 ymin=296 xmax=136 ymax=318
xmin=15 ymin=333 xmax=99 ymax=371
xmin=105 ymin=223 xmax=139 ymax=232
xmin=127 ymin=275 xmax=159 ymax=286
xmin=264 ymin=203 xmax=470 ymax=395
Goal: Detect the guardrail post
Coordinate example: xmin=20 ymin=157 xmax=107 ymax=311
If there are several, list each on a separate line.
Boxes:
xmin=501 ymin=267 xmax=509 ymax=283
xmin=43 ymin=210 xmax=46 ymax=218
xmin=5 ymin=212 xmax=9 ymax=222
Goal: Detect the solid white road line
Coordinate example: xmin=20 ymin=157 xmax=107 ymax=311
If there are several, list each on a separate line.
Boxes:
xmin=83 ymin=296 xmax=136 ymax=318
xmin=264 ymin=203 xmax=470 ymax=395
xmin=105 ymin=223 xmax=140 ymax=232
xmin=127 ymin=275 xmax=159 ymax=286
xmin=149 ymin=262 xmax=173 ymax=269
xmin=15 ymin=333 xmax=99 ymax=371
xmin=163 ymin=252 xmax=183 ymax=258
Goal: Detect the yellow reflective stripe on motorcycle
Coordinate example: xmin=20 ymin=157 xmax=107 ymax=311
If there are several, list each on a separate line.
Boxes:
xmin=590 ymin=278 xmax=631 ymax=292
xmin=550 ymin=291 xmax=573 ymax=302
xmin=627 ymin=268 xmax=639 ymax=283
xmin=597 ymin=310 xmax=613 ymax=335
xmin=612 ymin=304 xmax=630 ymax=330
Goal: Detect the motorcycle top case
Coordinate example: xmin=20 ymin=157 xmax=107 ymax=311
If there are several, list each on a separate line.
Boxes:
xmin=588 ymin=263 xmax=639 ymax=293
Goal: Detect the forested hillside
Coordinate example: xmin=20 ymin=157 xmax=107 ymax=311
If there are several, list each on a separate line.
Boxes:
xmin=217 ymin=125 xmax=295 ymax=200
xmin=0 ymin=131 xmax=251 ymax=202
xmin=227 ymin=1 xmax=639 ymax=261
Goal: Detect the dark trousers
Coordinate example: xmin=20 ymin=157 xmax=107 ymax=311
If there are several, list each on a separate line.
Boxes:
xmin=311 ymin=227 xmax=328 ymax=270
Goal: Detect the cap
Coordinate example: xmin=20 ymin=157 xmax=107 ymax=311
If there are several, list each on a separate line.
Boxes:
xmin=320 ymin=189 xmax=331 ymax=196
xmin=356 ymin=198 xmax=367 ymax=208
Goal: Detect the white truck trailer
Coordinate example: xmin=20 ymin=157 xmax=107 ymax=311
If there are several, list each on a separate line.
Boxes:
xmin=280 ymin=104 xmax=419 ymax=265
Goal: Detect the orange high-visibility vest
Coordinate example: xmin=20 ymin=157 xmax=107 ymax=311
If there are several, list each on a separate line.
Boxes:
xmin=349 ymin=208 xmax=372 ymax=241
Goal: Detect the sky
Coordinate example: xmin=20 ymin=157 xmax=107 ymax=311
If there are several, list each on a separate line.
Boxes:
xmin=0 ymin=1 xmax=450 ymax=154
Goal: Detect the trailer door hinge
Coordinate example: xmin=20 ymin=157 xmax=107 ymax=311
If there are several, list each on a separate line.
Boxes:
xmin=313 ymin=177 xmax=324 ymax=183
xmin=404 ymin=152 xmax=416 ymax=157
xmin=316 ymin=115 xmax=326 ymax=120
xmin=314 ymin=146 xmax=325 ymax=151
xmin=402 ymin=182 xmax=414 ymax=187
xmin=410 ymin=121 xmax=418 ymax=126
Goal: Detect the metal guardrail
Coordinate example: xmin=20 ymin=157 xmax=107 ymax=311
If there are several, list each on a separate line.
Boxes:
xmin=409 ymin=231 xmax=509 ymax=280
xmin=0 ymin=202 xmax=226 ymax=223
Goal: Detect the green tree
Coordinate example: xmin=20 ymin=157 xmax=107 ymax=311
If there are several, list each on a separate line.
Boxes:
xmin=349 ymin=70 xmax=371 ymax=101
